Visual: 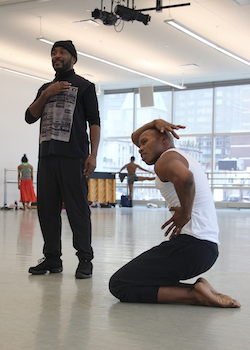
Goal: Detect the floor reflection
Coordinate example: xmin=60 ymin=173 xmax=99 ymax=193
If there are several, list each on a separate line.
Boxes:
xmin=0 ymin=207 xmax=249 ymax=350
xmin=17 ymin=211 xmax=36 ymax=257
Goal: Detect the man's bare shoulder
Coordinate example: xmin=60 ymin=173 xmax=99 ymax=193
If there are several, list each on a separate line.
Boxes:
xmin=155 ymin=150 xmax=188 ymax=181
xmin=155 ymin=150 xmax=177 ymax=164
xmin=157 ymin=150 xmax=187 ymax=164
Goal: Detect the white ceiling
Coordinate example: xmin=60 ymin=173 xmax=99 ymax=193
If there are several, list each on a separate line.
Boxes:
xmin=1 ymin=0 xmax=250 ymax=91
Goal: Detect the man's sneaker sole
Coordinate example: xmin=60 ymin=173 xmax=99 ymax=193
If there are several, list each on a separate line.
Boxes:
xmin=28 ymin=266 xmax=63 ymax=275
xmin=75 ymin=271 xmax=92 ymax=279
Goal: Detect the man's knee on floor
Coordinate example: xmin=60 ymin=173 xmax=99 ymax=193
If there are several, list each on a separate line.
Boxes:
xmin=109 ymin=275 xmax=130 ymax=302
xmin=109 ymin=275 xmax=120 ymax=299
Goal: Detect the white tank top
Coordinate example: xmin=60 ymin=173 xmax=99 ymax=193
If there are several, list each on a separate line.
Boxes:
xmin=155 ymin=148 xmax=219 ymax=244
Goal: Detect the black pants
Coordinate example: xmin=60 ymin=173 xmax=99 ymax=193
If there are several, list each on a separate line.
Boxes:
xmin=37 ymin=155 xmax=93 ymax=262
xmin=109 ymin=234 xmax=218 ymax=303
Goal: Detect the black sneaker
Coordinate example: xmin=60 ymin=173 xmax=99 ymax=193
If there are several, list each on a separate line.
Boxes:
xmin=75 ymin=260 xmax=93 ymax=279
xmin=29 ymin=257 xmax=63 ymax=275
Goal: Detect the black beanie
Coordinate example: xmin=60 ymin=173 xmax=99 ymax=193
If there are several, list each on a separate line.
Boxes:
xmin=51 ymin=40 xmax=77 ymax=62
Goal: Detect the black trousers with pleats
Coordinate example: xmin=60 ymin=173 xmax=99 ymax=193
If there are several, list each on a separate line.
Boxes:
xmin=109 ymin=234 xmax=218 ymax=303
xmin=37 ymin=155 xmax=93 ymax=262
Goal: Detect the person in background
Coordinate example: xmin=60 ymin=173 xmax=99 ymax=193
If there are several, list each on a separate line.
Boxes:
xmin=119 ymin=156 xmax=155 ymax=207
xmin=109 ymin=119 xmax=240 ymax=308
xmin=25 ymin=40 xmax=100 ymax=279
xmin=18 ymin=154 xmax=37 ymax=210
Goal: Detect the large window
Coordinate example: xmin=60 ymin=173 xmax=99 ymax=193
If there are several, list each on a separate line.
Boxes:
xmin=102 ymin=93 xmax=134 ymax=171
xmin=173 ymin=88 xmax=213 ymax=134
xmin=175 ymin=136 xmax=212 ymax=171
xmin=136 ymin=91 xmax=172 ymax=129
xmin=214 ymin=85 xmax=250 ymax=133
xmin=101 ymin=83 xmax=250 ymax=206
xmin=134 ymin=91 xmax=172 ymax=168
xmin=212 ymin=85 xmax=250 ymax=205
xmin=211 ymin=134 xmax=250 ymax=203
xmin=102 ymin=91 xmax=172 ymax=173
xmin=172 ymin=88 xmax=213 ymax=171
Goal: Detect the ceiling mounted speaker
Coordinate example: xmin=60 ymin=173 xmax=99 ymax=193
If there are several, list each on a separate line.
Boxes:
xmin=139 ymin=84 xmax=154 ymax=108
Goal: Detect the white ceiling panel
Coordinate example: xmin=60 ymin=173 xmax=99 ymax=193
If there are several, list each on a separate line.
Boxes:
xmin=0 ymin=0 xmax=250 ymax=90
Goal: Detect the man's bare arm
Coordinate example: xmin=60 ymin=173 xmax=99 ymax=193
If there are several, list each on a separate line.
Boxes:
xmin=132 ymin=119 xmax=186 ymax=147
xmin=136 ymin=164 xmax=154 ymax=174
xmin=83 ymin=124 xmax=100 ymax=178
xmin=155 ymin=152 xmax=195 ymax=239
xmin=119 ymin=165 xmax=128 ymax=173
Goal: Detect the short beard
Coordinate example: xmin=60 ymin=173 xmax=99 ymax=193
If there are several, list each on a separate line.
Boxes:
xmin=53 ymin=58 xmax=72 ymax=74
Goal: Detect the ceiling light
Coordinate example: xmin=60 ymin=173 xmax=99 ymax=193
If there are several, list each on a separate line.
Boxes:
xmin=0 ymin=66 xmax=49 ymax=82
xmin=38 ymin=37 xmax=54 ymax=45
xmin=37 ymin=37 xmax=185 ymax=89
xmin=72 ymin=19 xmax=101 ymax=28
xmin=165 ymin=19 xmax=250 ymax=67
xmin=233 ymin=0 xmax=250 ymax=5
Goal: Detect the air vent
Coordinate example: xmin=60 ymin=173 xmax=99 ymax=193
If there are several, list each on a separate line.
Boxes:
xmin=179 ymin=64 xmax=199 ymax=69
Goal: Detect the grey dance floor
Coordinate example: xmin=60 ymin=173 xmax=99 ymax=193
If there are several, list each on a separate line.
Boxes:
xmin=0 ymin=206 xmax=249 ymax=350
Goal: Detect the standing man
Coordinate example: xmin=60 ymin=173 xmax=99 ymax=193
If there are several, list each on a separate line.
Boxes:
xmin=26 ymin=40 xmax=100 ymax=279
xmin=119 ymin=156 xmax=155 ymax=206
xmin=109 ymin=119 xmax=240 ymax=307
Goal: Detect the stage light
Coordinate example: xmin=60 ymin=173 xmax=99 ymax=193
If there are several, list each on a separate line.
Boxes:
xmin=115 ymin=5 xmax=151 ymax=25
xmin=92 ymin=8 xmax=118 ymax=26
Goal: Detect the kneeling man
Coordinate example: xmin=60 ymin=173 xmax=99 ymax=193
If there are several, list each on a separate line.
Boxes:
xmin=109 ymin=119 xmax=240 ymax=308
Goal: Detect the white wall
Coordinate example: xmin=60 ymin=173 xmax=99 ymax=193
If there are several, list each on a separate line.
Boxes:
xmin=0 ymin=70 xmax=105 ymax=206
xmin=0 ymin=70 xmax=42 ymax=206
